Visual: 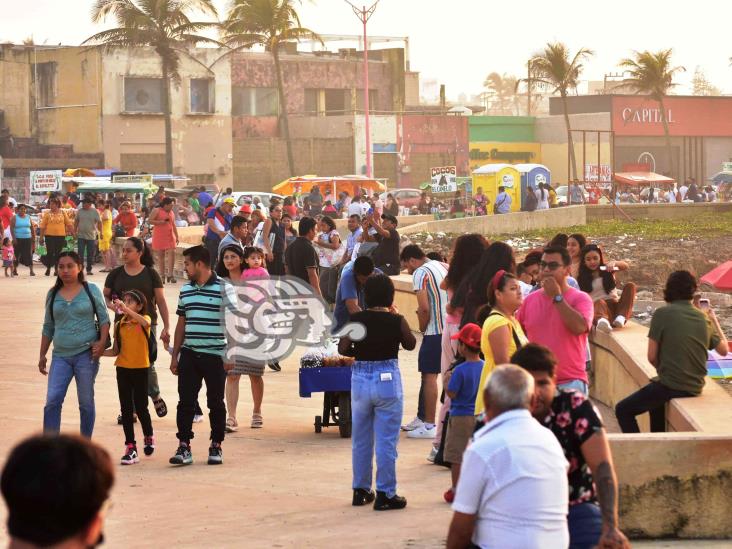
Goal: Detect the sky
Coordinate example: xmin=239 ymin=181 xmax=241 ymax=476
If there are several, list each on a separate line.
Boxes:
xmin=2 ymin=0 xmax=731 ymax=99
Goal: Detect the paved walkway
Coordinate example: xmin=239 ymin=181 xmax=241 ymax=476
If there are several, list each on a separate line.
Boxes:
xmin=0 ymin=274 xmax=709 ymax=547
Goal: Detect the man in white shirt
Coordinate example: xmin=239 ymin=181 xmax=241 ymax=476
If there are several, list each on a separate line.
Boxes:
xmin=347 ymin=195 xmax=365 ymax=218
xmin=679 ymin=181 xmax=689 ymax=201
xmin=447 ymin=365 xmax=569 ymax=549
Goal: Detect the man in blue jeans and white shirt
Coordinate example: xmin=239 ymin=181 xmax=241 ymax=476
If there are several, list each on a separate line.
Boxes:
xmin=399 ymin=245 xmax=448 ymax=441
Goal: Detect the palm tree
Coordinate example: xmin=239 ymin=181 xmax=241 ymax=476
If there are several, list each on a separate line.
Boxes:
xmin=482 ymin=72 xmax=519 ymax=115
xmin=620 ymin=49 xmax=685 ymax=177
xmin=83 ymin=0 xmax=221 ymax=174
xmin=222 ymin=0 xmax=321 ymax=177
xmin=530 ymin=43 xmax=593 ymax=181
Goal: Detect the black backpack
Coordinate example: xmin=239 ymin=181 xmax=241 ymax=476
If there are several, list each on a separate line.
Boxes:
xmin=113 ymin=318 xmax=158 ymax=364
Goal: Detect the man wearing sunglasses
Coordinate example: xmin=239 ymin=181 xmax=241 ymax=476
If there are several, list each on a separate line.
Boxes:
xmin=516 ymin=246 xmax=594 ymax=396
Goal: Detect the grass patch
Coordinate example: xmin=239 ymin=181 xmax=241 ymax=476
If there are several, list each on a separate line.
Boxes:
xmin=500 ymin=212 xmax=732 ymax=241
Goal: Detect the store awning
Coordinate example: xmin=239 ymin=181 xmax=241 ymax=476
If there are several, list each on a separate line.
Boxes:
xmin=273 ymin=175 xmax=386 ymax=196
xmin=614 ymin=172 xmax=675 ymax=186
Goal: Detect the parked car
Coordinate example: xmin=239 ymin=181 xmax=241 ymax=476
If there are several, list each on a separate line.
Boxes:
xmin=555 ymin=185 xmax=590 ymax=206
xmin=379 ymin=188 xmax=423 ymax=209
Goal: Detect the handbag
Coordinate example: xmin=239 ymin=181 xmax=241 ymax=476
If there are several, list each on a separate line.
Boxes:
xmin=114 ymin=224 xmax=127 ymax=238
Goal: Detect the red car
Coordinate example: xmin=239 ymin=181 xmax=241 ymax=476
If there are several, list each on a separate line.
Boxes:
xmin=380 ymin=188 xmax=423 ymax=209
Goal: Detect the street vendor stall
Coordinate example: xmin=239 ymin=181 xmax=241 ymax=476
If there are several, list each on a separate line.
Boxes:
xmin=299 ymin=350 xmax=355 ymax=438
xmin=614 ymin=172 xmax=675 ymax=187
xmin=273 ymin=175 xmax=386 ymax=199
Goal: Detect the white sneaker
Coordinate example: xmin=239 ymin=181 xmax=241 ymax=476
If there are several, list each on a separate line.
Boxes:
xmin=596 ymin=318 xmax=612 ymax=333
xmin=612 ymin=315 xmax=626 ymax=328
xmin=193 ymin=414 xmax=204 ymax=423
xmin=427 ymin=445 xmax=439 ymax=463
xmin=401 ymin=416 xmax=423 ymax=432
xmin=407 ymin=424 xmax=437 ymax=439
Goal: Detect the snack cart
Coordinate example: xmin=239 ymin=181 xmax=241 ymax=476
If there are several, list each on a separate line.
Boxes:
xmin=299 ymin=354 xmax=354 ymax=438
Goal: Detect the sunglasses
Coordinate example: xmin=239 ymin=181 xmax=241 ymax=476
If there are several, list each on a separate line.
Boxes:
xmin=540 ymin=261 xmax=563 ymax=271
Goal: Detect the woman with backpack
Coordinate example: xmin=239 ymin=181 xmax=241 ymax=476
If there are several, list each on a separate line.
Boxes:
xmin=40 ymin=251 xmax=110 ymax=438
xmin=103 ymin=237 xmax=171 ymax=423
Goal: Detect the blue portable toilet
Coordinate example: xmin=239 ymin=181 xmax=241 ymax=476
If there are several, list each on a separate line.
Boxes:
xmin=516 ymin=164 xmax=551 ymax=210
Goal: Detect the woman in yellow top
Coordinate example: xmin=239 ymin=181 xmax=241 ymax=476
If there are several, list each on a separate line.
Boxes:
xmin=98 ymin=200 xmax=116 ymax=273
xmin=548 ymin=184 xmax=558 ymax=207
xmin=39 ymin=197 xmax=73 ymax=276
xmin=104 ymin=289 xmax=155 ymax=465
xmin=474 ymin=270 xmax=527 ymax=414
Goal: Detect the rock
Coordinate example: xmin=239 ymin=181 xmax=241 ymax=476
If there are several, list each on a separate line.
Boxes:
xmin=636 ymin=290 xmax=655 ymax=301
xmin=425 ymin=234 xmax=434 ymax=242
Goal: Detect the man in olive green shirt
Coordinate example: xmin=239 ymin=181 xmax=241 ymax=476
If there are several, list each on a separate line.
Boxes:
xmin=74 ymin=198 xmax=102 ymax=275
xmin=616 ymin=271 xmax=728 ymax=432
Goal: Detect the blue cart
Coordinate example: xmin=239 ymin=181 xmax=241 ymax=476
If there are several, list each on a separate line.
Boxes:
xmin=299 ymin=366 xmax=352 ymax=438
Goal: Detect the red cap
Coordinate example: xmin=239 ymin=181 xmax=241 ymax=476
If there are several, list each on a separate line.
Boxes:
xmin=451 ymin=323 xmax=482 ymax=349
xmin=239 ymin=203 xmax=252 ymax=214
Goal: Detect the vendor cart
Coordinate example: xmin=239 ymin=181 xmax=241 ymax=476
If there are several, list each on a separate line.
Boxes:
xmin=299 ymin=366 xmax=352 ymax=438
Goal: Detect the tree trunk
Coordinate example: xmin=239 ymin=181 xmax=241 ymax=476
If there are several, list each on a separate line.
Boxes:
xmin=272 ymin=47 xmax=295 ymax=177
xmin=161 ymin=60 xmax=174 ymax=174
xmin=659 ymin=96 xmax=674 ymax=178
xmin=562 ymin=92 xmax=579 ymax=181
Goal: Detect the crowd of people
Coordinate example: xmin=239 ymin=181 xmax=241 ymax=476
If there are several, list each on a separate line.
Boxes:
xmin=5 ymin=174 xmax=730 ymax=548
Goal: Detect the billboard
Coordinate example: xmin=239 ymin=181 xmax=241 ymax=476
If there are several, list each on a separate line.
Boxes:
xmin=612 ymin=96 xmax=732 ymax=137
xmin=30 ymin=170 xmax=63 ymax=193
xmin=430 ymin=166 xmax=457 ymax=193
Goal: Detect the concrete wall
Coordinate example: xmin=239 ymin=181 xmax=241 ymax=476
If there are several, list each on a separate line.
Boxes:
xmin=0 ymin=45 xmax=32 ymax=138
xmin=33 ymin=47 xmax=103 ymax=154
xmin=399 ymin=205 xmax=586 ymax=236
xmin=101 ymin=47 xmax=233 ymax=187
xmin=354 ymin=114 xmax=397 ymax=178
xmin=587 ymin=202 xmax=732 ymax=221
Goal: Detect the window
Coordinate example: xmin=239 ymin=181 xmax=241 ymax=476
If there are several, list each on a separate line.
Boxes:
xmin=124 ymin=77 xmax=164 ymax=113
xmin=356 ymin=89 xmax=378 ymax=112
xmin=324 ymin=89 xmax=348 ymax=115
xmin=304 ymin=89 xmax=320 ymax=115
xmin=35 ymin=62 xmax=57 ymax=108
xmin=232 ymin=87 xmax=278 ymax=116
xmin=190 ymin=78 xmax=214 ymax=113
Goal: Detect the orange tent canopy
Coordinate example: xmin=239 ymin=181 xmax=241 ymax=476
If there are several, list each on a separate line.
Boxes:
xmin=614 ymin=172 xmax=675 ymax=187
xmin=272 ymin=175 xmax=386 ymax=197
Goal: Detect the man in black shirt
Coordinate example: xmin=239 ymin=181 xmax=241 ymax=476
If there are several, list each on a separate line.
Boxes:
xmin=368 ymin=213 xmax=400 ymax=276
xmin=284 ymin=216 xmax=321 ymax=297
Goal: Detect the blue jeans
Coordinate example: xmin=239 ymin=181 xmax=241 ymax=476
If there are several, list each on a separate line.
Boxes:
xmin=568 ymin=502 xmax=602 ymax=549
xmin=43 ymin=350 xmax=100 ymax=438
xmin=559 ymin=379 xmax=589 ymax=396
xmin=77 ymin=238 xmax=97 ymax=272
xmin=351 ymin=360 xmax=403 ymax=498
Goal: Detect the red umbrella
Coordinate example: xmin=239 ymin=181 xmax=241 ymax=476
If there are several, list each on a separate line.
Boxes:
xmin=700 ymin=261 xmax=732 ymax=291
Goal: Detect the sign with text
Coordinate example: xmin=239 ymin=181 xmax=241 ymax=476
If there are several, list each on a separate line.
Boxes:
xmin=612 ymin=96 xmax=732 ymax=137
xmin=469 ymin=142 xmax=542 ymax=171
xmin=30 ymin=170 xmax=62 ymax=192
xmin=430 ymin=166 xmax=457 ymax=193
xmin=584 ymin=164 xmax=612 ymax=183
xmin=723 ymin=162 xmax=732 ymax=172
xmin=112 ymin=174 xmax=154 ymax=185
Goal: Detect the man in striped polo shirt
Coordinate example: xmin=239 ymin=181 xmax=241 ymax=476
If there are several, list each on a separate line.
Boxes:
xmin=399 ymin=245 xmax=448 ymax=442
xmin=169 ymin=245 xmax=232 ymax=466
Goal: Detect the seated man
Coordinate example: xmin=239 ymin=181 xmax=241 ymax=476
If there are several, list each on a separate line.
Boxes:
xmin=512 ymin=343 xmax=630 ymax=549
xmin=616 ymin=270 xmax=728 ymax=432
xmin=1 ymin=434 xmax=114 ymax=549
xmin=446 ymin=365 xmax=569 ymax=549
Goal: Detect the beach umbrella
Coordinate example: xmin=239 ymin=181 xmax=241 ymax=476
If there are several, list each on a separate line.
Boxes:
xmin=707 ymin=350 xmax=732 ymax=379
xmin=700 ymin=261 xmax=732 ymax=291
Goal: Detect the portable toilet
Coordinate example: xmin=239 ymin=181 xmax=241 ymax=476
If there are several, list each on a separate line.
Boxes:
xmin=515 ymin=164 xmax=551 ymax=209
xmin=471 ymin=163 xmax=521 ymax=213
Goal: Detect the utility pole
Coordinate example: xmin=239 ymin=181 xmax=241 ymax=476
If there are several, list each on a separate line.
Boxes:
xmin=346 ymin=1 xmax=380 ymax=178
xmin=526 ymin=60 xmax=532 ymax=116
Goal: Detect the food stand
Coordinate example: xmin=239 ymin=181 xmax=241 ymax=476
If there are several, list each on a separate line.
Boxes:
xmin=273 ymin=175 xmax=386 ymax=200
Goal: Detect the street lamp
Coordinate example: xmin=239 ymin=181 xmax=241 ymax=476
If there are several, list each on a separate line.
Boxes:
xmin=345 ymin=0 xmax=380 ymax=178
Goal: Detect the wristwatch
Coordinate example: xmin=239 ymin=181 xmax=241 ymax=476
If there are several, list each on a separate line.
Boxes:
xmin=553 ymin=294 xmax=564 ymax=305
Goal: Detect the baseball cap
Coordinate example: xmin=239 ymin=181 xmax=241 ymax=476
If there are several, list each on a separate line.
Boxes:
xmin=223 ymin=197 xmax=236 ymax=206
xmin=239 ymin=203 xmax=252 ymax=214
xmin=381 ymin=213 xmax=398 ymax=226
xmin=451 ymin=323 xmax=482 ymax=349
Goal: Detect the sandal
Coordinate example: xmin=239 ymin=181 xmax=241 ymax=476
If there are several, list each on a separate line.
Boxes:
xmin=251 ymin=413 xmax=263 ymax=429
xmin=226 ymin=417 xmax=238 ymax=433
xmin=153 ymin=397 xmax=168 ymax=418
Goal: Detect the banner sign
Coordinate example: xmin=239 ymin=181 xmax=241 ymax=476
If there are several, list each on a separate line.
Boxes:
xmin=584 ymin=164 xmax=612 ymax=183
xmin=112 ymin=174 xmax=154 ymax=185
xmin=30 ymin=170 xmax=62 ymax=192
xmin=430 ymin=166 xmax=457 ymax=193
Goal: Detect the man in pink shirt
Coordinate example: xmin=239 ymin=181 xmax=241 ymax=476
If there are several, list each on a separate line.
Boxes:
xmin=516 ymin=246 xmax=594 ymax=395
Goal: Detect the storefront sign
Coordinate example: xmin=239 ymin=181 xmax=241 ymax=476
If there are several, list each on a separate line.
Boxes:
xmin=112 ymin=174 xmax=154 ymax=185
xmin=722 ymin=162 xmax=732 ymax=172
xmin=30 ymin=170 xmax=62 ymax=192
xmin=584 ymin=164 xmax=612 ymax=183
xmin=612 ymin=96 xmax=732 ymax=137
xmin=430 ymin=166 xmax=457 ymax=193
xmin=469 ymin=142 xmax=541 ymax=170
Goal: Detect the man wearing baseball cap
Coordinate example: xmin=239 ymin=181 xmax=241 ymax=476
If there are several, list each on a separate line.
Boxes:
xmin=367 ymin=213 xmax=400 ymax=276
xmin=443 ymin=322 xmax=485 ymax=503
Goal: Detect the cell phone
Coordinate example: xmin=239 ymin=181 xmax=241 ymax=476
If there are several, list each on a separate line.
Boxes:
xmin=699 ymin=298 xmax=710 ymax=310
